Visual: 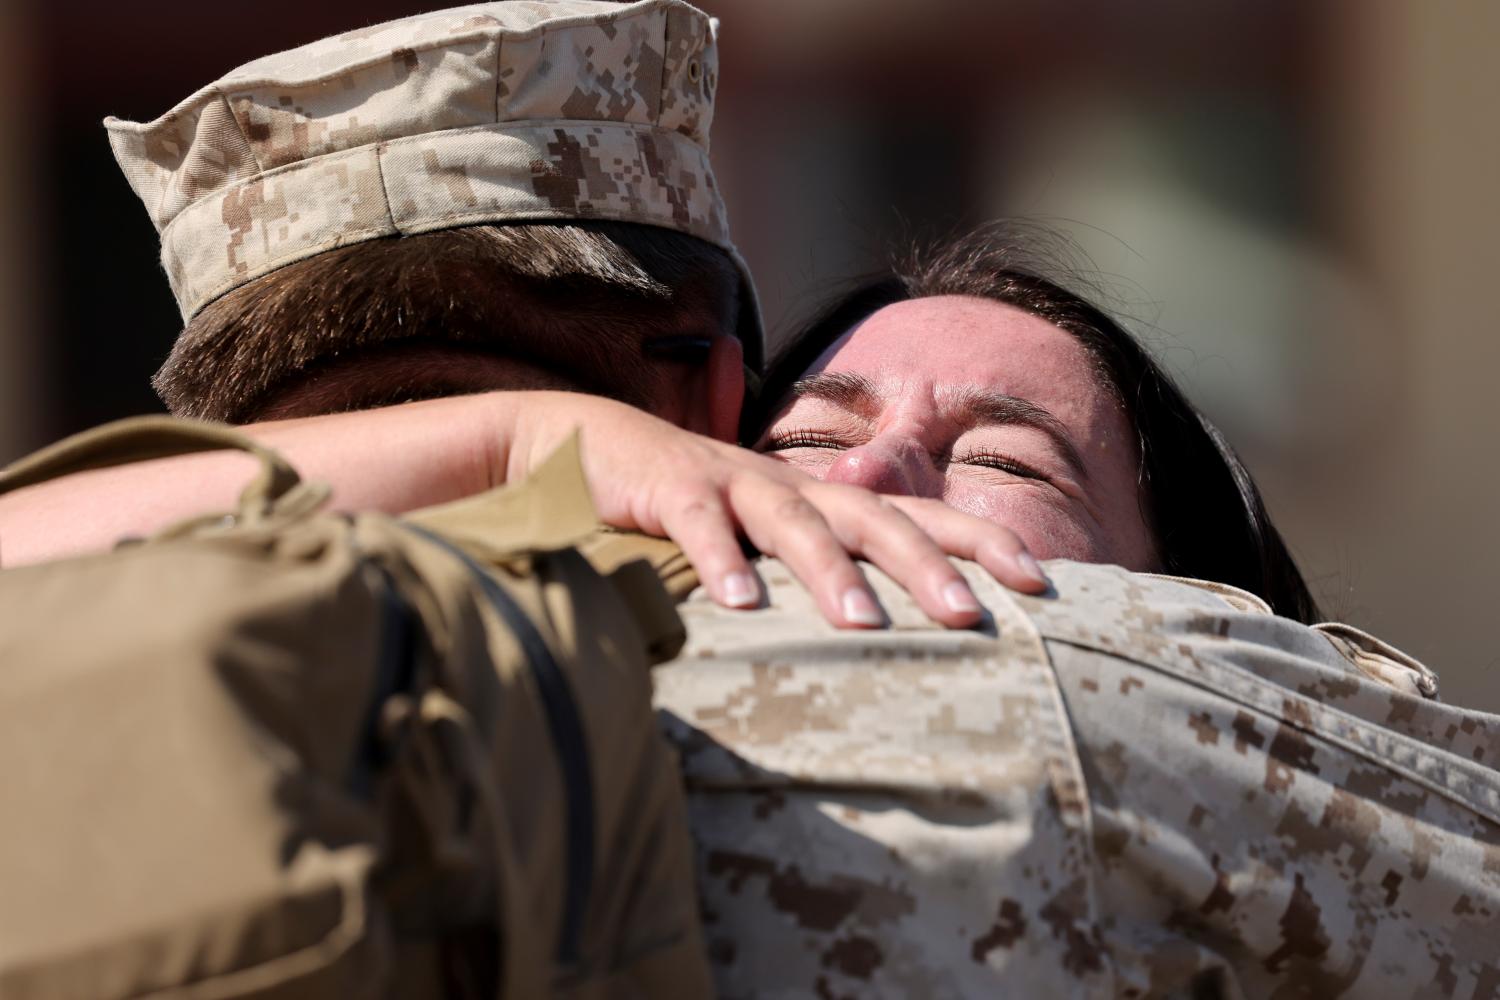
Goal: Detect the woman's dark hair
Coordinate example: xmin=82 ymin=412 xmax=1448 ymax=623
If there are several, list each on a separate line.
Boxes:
xmin=746 ymin=222 xmax=1323 ymax=624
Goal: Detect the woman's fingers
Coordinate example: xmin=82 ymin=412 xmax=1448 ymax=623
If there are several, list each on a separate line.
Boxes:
xmin=568 ymin=404 xmax=1047 ymax=627
xmin=802 ymin=483 xmax=989 ymax=628
xmin=656 ymin=487 xmax=762 ymax=610
xmin=883 ymin=495 xmax=1051 ymax=595
xmin=660 ymin=457 xmax=1048 ymax=628
xmin=729 ymin=475 xmax=888 ymax=628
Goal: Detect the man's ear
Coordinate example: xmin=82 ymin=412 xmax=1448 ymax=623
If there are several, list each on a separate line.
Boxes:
xmin=681 ymin=335 xmax=744 ymax=442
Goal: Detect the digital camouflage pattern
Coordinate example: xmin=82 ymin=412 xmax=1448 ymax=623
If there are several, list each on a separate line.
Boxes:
xmin=654 ymin=558 xmax=1500 ymax=998
xmin=103 ymin=0 xmax=756 ymax=348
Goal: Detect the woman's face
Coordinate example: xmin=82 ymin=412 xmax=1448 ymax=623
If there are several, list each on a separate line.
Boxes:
xmin=756 ymin=295 xmax=1158 ymax=570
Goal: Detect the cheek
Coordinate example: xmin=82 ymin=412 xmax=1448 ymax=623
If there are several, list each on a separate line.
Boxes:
xmin=942 ymin=482 xmax=1112 ymax=563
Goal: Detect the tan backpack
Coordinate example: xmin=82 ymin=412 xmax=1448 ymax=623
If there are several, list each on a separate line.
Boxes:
xmin=0 ymin=417 xmax=711 ymax=999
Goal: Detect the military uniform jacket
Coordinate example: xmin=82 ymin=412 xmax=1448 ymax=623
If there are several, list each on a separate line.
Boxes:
xmin=652 ymin=558 xmax=1500 ymax=999
xmin=5 ymin=417 xmax=1494 ymax=997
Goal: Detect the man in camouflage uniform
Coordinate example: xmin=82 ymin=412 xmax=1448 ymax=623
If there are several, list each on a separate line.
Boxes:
xmin=9 ymin=1 xmax=1500 ymax=996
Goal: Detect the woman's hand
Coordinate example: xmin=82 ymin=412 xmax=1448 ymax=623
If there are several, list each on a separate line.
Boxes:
xmin=498 ymin=393 xmax=1049 ymax=629
xmin=0 ymin=391 xmax=1048 ymax=629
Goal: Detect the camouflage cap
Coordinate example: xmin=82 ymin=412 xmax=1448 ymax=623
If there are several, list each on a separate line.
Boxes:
xmin=105 ymin=0 xmax=762 ymax=368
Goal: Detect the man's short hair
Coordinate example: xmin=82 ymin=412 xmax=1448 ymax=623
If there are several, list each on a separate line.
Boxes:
xmin=156 ymin=220 xmax=742 ymax=422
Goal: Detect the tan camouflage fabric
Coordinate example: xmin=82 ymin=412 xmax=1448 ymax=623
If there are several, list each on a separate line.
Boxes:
xmin=103 ymin=0 xmax=759 ymax=356
xmin=654 ymin=558 xmax=1500 ymax=998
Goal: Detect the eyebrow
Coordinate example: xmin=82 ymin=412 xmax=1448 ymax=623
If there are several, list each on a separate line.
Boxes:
xmin=785 ymin=371 xmax=1092 ymax=482
xmin=785 ymin=371 xmax=882 ymax=417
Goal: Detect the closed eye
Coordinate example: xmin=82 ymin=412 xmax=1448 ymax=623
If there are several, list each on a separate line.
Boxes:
xmin=760 ymin=430 xmax=851 ymax=451
xmin=953 ymin=451 xmax=1051 ymax=483
xmin=766 ymin=432 xmax=1052 ymax=484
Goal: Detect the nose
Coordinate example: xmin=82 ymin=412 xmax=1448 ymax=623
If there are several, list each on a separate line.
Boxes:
xmin=821 ymin=437 xmax=936 ymax=498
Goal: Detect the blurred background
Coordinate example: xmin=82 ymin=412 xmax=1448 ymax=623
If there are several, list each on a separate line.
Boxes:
xmin=1 ymin=1 xmax=1496 ymax=708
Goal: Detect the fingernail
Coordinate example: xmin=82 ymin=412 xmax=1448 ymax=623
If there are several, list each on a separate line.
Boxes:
xmin=942 ymin=580 xmax=982 ymax=614
xmin=841 ymin=588 xmax=885 ymax=627
xmin=721 ymin=571 xmax=759 ymax=608
xmin=1017 ymin=552 xmax=1050 ymax=587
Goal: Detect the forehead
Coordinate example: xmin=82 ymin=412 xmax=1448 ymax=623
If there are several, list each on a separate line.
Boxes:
xmin=809 ymin=295 xmax=1104 ymax=410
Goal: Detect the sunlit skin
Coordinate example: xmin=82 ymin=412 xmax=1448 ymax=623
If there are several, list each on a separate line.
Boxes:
xmin=756 ymin=295 xmax=1159 ymax=570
